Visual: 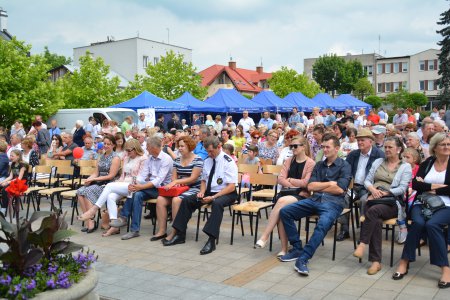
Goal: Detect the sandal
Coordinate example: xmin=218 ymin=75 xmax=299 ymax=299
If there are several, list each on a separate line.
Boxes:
xmin=102 ymin=227 xmax=120 ymax=237
xmin=77 ymin=211 xmax=96 ymax=222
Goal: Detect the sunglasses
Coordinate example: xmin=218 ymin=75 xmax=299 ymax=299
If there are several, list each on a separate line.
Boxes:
xmin=289 ymin=144 xmax=303 ymax=149
xmin=252 ymin=136 xmax=260 ymax=139
xmin=125 ymin=148 xmax=135 ymax=152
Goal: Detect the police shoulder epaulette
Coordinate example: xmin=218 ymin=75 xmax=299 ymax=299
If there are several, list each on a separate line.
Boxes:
xmin=224 ymin=155 xmax=232 ymax=162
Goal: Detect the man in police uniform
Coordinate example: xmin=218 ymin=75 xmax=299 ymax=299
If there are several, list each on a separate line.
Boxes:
xmin=162 ymin=136 xmax=238 ymax=255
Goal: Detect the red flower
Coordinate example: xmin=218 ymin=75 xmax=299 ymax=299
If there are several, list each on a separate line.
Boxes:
xmin=5 ymin=179 xmax=28 ymax=197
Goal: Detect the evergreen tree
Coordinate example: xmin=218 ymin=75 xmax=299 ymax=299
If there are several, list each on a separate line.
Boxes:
xmin=437 ymin=1 xmax=450 ymax=106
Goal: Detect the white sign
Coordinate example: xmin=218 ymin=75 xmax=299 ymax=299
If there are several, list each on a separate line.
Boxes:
xmin=137 ymin=108 xmax=156 ymax=128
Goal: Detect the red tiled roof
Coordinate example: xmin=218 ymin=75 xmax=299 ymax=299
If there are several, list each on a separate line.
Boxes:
xmin=199 ymin=64 xmax=272 ymax=93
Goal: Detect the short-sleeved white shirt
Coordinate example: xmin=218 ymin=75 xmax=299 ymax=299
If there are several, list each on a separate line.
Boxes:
xmin=201 ymin=151 xmax=238 ymax=193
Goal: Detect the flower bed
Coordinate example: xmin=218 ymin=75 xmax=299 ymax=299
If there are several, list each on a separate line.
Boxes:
xmin=0 ymin=251 xmax=97 ymax=299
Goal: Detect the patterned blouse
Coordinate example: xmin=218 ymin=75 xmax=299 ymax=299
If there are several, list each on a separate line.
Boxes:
xmin=257 ymin=142 xmax=279 ymax=164
xmin=173 ymin=156 xmax=204 ymax=189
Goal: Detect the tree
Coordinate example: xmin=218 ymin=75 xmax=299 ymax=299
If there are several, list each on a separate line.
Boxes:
xmin=0 ymin=38 xmax=63 ymax=127
xmin=385 ymin=90 xmax=411 ymax=109
xmin=312 ymin=54 xmax=346 ymax=97
xmin=353 ymin=78 xmax=374 ymax=100
xmin=126 ymin=50 xmax=207 ymax=100
xmin=268 ymin=66 xmax=323 ymax=98
xmin=60 ymin=52 xmax=122 ymax=108
xmin=364 ymin=95 xmax=383 ymax=109
xmin=339 ymin=60 xmax=365 ymax=94
xmin=409 ymin=92 xmax=428 ymax=108
xmin=42 ymin=46 xmax=72 ymax=70
xmin=436 ymin=1 xmax=450 ymax=107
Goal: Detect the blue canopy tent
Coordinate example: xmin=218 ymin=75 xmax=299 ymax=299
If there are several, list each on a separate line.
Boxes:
xmin=111 ymin=91 xmax=186 ymax=111
xmin=311 ymin=93 xmax=347 ymax=111
xmin=284 ymin=92 xmax=315 ymax=112
xmin=204 ymin=89 xmax=263 ymax=113
xmin=252 ymin=91 xmax=293 ymax=112
xmin=336 ymin=94 xmax=372 ymax=111
xmin=173 ymin=92 xmax=224 ymax=112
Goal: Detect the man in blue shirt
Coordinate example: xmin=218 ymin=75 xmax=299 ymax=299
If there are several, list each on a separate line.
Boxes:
xmin=279 ymin=133 xmax=352 ymax=276
xmin=324 ymin=109 xmax=336 ymax=127
xmin=288 ymin=107 xmax=302 ymax=128
xmin=258 ymin=111 xmax=274 ymax=129
xmin=48 ymin=119 xmax=61 ymax=138
xmin=193 ymin=126 xmax=210 ymax=160
xmin=191 ymin=114 xmax=202 ymax=126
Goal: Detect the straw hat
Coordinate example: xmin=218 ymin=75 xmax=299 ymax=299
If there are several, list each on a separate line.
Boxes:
xmin=356 ymin=128 xmax=374 ymax=140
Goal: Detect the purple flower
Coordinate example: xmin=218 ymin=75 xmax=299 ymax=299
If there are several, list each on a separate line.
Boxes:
xmin=0 ymin=274 xmax=12 ymax=285
xmin=57 ymin=278 xmax=71 ymax=289
xmin=46 ymin=278 xmax=56 ymax=289
xmin=8 ymin=283 xmax=21 ymax=296
xmin=57 ymin=271 xmax=70 ymax=281
xmin=26 ymin=279 xmax=36 ymax=290
xmin=47 ymin=263 xmax=57 ymax=275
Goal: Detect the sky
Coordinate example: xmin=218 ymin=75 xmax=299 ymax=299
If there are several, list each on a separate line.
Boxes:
xmin=0 ymin=0 xmax=447 ymax=73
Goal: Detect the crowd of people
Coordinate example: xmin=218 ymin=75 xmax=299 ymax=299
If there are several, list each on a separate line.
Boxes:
xmin=0 ymin=105 xmax=449 ymax=287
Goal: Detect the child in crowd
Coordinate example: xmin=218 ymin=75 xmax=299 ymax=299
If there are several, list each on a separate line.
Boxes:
xmin=243 ymin=145 xmax=261 ymax=171
xmin=222 ymin=143 xmax=238 ymax=164
xmin=396 ymin=148 xmax=421 ymax=244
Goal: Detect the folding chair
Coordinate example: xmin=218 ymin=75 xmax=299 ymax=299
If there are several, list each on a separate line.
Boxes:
xmin=24 ymin=165 xmax=53 ymax=219
xmin=262 ymin=165 xmax=282 ymax=175
xmin=38 ymin=166 xmax=74 ymax=212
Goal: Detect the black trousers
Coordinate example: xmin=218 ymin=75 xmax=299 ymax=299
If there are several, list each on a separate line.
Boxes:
xmin=171 ymin=191 xmax=237 ymax=239
xmin=1 ymin=185 xmax=9 ymax=209
xmin=360 ymin=203 xmax=397 ymax=262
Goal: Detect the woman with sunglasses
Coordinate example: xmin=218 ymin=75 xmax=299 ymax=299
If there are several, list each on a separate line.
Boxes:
xmin=258 ymin=129 xmax=280 ymax=164
xmin=78 ymin=139 xmax=146 ymax=236
xmin=77 ymin=134 xmax=121 ymax=233
xmin=255 ymin=136 xmax=315 ymax=256
xmin=276 ymin=129 xmax=300 ymax=165
xmin=393 ymin=133 xmax=450 ymax=288
xmin=242 ymin=131 xmax=261 ymax=155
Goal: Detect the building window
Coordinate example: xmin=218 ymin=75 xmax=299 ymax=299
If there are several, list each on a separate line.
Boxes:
xmin=393 ymin=63 xmax=399 ymax=73
xmin=377 ymin=83 xmax=383 ymax=93
xmin=428 ymin=80 xmax=434 ymax=90
xmin=419 ymin=60 xmax=425 ymax=71
xmin=402 ymin=62 xmax=408 ymax=72
xmin=377 ymin=64 xmax=383 ymax=74
xmin=393 ymin=82 xmax=400 ymax=92
xmin=419 ymin=80 xmax=425 ymax=91
xmin=143 ymin=56 xmax=149 ymax=68
xmin=428 ymin=60 xmax=434 ymax=71
xmin=153 ymin=57 xmax=159 ymax=65
xmin=385 ymin=82 xmax=391 ymax=92
xmin=364 ymin=65 xmax=373 ymax=76
xmin=385 ymin=63 xmax=391 ymax=74
xmin=402 ymin=81 xmax=408 ymax=90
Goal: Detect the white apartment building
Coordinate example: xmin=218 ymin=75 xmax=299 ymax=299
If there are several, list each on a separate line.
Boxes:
xmin=73 ymin=37 xmax=192 ymax=82
xmin=303 ymin=49 xmax=441 ymax=101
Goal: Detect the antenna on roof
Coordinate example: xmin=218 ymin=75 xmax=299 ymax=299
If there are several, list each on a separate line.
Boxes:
xmin=260 ymin=57 xmax=263 ymax=67
xmin=229 ymin=53 xmax=232 ymax=61
xmin=136 ymin=31 xmax=139 ymax=38
xmin=378 ymin=34 xmax=381 ymax=55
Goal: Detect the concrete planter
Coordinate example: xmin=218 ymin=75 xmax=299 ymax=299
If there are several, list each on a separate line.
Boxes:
xmin=34 ymin=268 xmax=99 ymax=300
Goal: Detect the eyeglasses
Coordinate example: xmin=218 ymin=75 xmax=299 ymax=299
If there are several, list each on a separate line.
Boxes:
xmin=125 ymin=148 xmax=135 ymax=152
xmin=289 ymin=144 xmax=303 ymax=149
xmin=252 ymin=136 xmax=260 ymax=139
xmin=269 ymin=135 xmax=278 ymax=139
xmin=437 ymin=143 xmax=450 ymax=147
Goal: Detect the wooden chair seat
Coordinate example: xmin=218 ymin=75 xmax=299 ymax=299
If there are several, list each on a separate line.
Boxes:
xmin=60 ymin=190 xmax=77 ymax=198
xmin=144 ymin=198 xmax=157 ymax=204
xmin=252 ymin=189 xmax=275 ymax=198
xmin=36 ymin=178 xmax=59 ymax=185
xmin=61 ymin=179 xmax=85 ymax=186
xmin=359 ymin=216 xmax=398 ymax=226
xmin=232 ymin=201 xmax=273 ymax=213
xmin=38 ymin=187 xmax=71 ymax=196
xmin=24 ymin=186 xmax=47 ymax=195
xmin=239 ymin=187 xmax=250 ymax=194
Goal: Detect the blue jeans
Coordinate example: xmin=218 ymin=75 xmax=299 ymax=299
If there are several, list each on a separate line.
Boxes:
xmin=120 ymin=188 xmax=158 ymax=232
xmin=280 ymin=199 xmax=343 ymax=260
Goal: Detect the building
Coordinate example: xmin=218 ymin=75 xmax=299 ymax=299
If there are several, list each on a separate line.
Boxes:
xmin=73 ymin=37 xmax=192 ymax=82
xmin=49 ymin=65 xmax=129 ymax=88
xmin=199 ymin=61 xmax=272 ymax=98
xmin=303 ymin=49 xmax=441 ymax=102
xmin=0 ymin=8 xmax=13 ymax=41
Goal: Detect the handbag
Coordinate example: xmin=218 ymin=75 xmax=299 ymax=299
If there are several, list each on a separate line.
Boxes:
xmin=418 ymin=192 xmax=446 ymax=220
xmin=278 ymin=187 xmax=302 ymax=197
xmin=367 ymin=196 xmax=398 ymax=207
xmin=158 ymin=185 xmax=189 ymax=197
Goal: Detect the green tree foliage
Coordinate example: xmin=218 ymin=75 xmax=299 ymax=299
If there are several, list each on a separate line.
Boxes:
xmin=312 ymin=55 xmax=366 ymax=97
xmin=409 ymin=92 xmax=428 ymax=107
xmin=364 ymin=95 xmax=383 ymax=109
xmin=124 ymin=51 xmax=207 ymax=100
xmin=268 ymin=66 xmax=323 ymax=98
xmin=43 ymin=46 xmax=72 ymax=70
xmin=60 ymin=53 xmax=122 ymax=108
xmin=353 ymin=77 xmax=375 ymax=100
xmin=436 ymin=1 xmax=450 ymax=106
xmin=0 ymin=38 xmax=63 ymax=127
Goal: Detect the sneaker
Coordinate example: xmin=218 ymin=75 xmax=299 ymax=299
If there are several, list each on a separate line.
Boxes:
xmin=110 ymin=218 xmax=127 ymax=228
xmin=397 ymin=230 xmax=408 ymax=244
xmin=279 ymin=248 xmax=302 ymax=262
xmin=121 ymin=231 xmax=140 ymax=240
xmin=294 ymin=259 xmax=309 ymax=276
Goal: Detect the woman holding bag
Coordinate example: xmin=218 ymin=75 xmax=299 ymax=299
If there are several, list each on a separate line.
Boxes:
xmin=152 ymin=136 xmax=204 ymax=241
xmin=255 ymin=135 xmax=315 ymax=257
xmin=393 ymin=133 xmax=450 ymax=288
xmin=353 ymin=136 xmax=412 ymax=275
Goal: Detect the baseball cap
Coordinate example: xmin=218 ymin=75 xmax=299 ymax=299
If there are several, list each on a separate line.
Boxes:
xmin=371 ymin=125 xmax=386 ymax=135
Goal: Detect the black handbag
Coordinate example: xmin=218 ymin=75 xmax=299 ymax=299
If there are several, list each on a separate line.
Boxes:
xmin=418 ymin=192 xmax=446 ymax=220
xmin=367 ymin=196 xmax=398 ymax=207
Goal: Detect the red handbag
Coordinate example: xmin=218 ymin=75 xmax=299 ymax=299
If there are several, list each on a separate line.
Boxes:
xmin=158 ymin=185 xmax=189 ymax=197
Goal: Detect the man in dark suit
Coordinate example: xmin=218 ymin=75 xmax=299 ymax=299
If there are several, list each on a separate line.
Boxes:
xmin=337 ymin=128 xmax=385 ymax=241
xmin=154 ymin=114 xmax=165 ymax=132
